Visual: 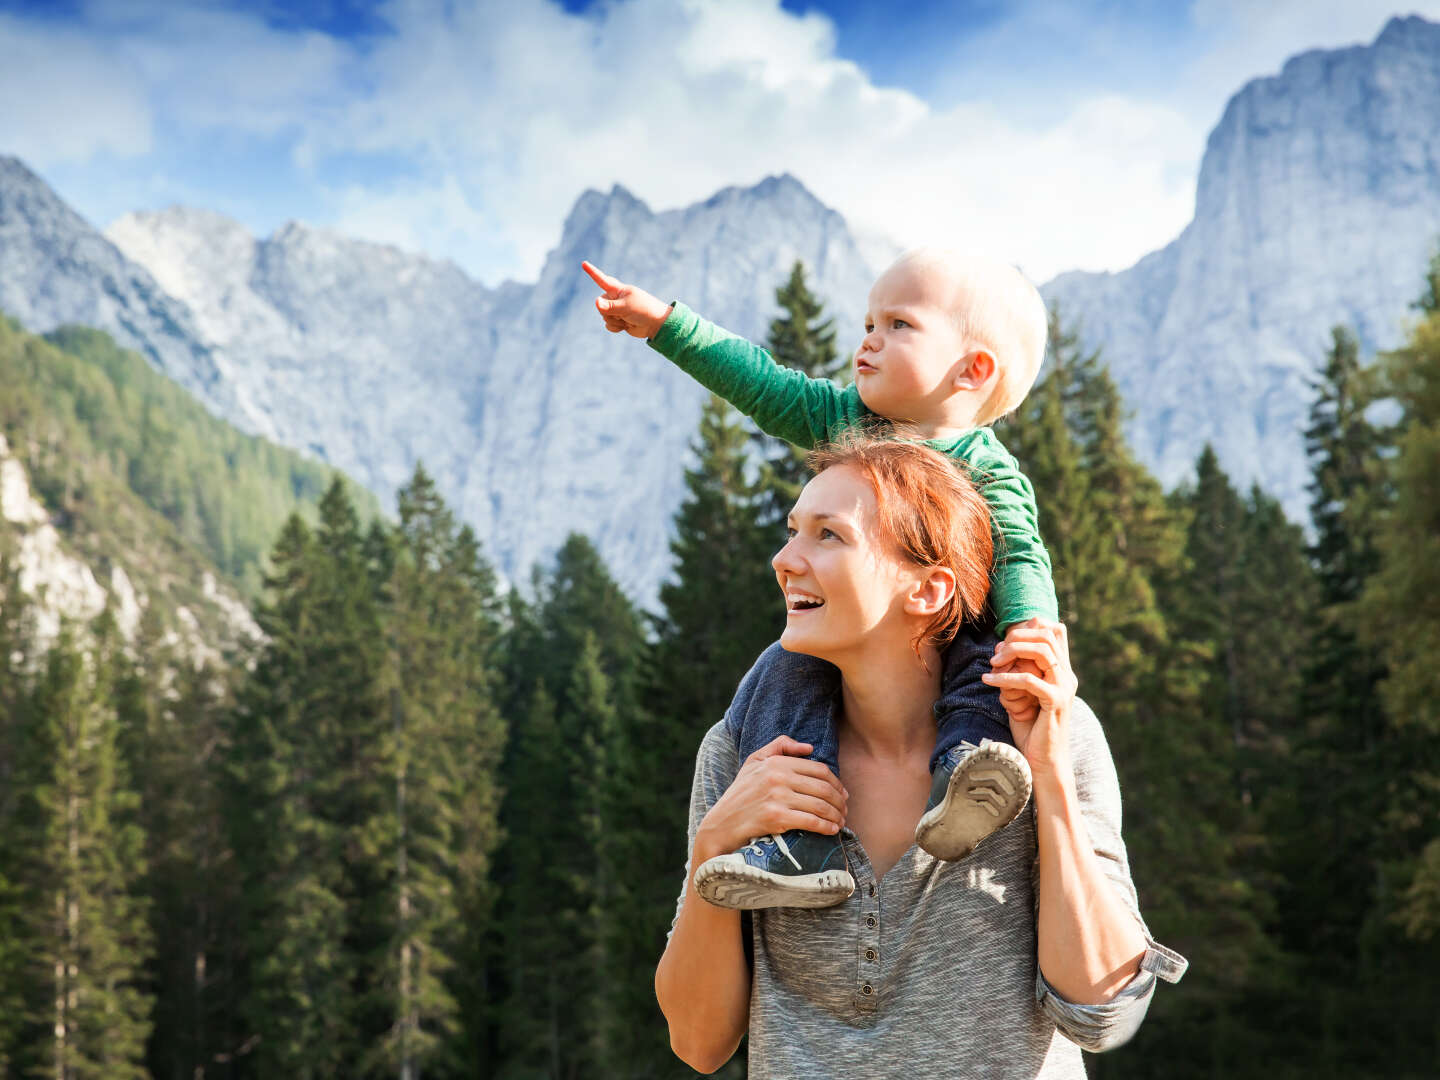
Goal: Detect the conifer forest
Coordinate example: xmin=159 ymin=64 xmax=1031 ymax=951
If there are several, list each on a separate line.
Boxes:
xmin=1 ymin=257 xmax=1439 ymax=1079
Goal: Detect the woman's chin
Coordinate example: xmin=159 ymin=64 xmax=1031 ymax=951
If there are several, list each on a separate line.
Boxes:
xmin=779 ymin=621 xmax=830 ymax=660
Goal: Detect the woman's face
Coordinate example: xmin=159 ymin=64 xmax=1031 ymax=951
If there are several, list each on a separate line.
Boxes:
xmin=772 ymin=464 xmax=925 ymax=663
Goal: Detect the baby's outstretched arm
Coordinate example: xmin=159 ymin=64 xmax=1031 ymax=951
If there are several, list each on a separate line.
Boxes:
xmin=582 ymin=261 xmax=672 ymax=339
xmin=580 ymin=261 xmax=856 ymax=449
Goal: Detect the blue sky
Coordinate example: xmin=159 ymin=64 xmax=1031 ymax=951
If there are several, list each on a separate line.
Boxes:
xmin=1 ymin=0 xmax=1433 ymax=285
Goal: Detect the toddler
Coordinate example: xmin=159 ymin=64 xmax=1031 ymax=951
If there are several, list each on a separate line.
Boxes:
xmin=583 ymin=249 xmax=1057 ymax=908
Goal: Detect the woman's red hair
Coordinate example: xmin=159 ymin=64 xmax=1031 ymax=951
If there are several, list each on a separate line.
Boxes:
xmin=806 ymin=435 xmax=993 ymax=659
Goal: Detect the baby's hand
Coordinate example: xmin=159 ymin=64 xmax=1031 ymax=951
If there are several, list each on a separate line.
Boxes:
xmin=581 ymin=261 xmax=672 ymax=339
xmin=990 ymin=618 xmax=1061 ymax=728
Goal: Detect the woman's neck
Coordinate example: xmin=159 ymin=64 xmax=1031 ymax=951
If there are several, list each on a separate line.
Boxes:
xmin=832 ymin=637 xmax=943 ymax=762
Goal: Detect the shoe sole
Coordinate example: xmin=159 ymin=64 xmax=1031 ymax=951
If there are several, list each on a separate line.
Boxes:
xmin=693 ymin=860 xmax=855 ymax=910
xmin=914 ymin=741 xmax=1032 ymax=861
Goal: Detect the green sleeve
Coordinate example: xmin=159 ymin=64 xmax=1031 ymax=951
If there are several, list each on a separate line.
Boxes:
xmin=955 ymin=433 xmax=1060 ymax=636
xmin=648 ymin=301 xmax=866 ymax=450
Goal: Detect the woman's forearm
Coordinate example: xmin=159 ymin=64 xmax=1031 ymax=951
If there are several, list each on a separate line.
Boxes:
xmin=1032 ymin=766 xmax=1147 ymax=1004
xmin=654 ymin=829 xmax=752 ymax=1073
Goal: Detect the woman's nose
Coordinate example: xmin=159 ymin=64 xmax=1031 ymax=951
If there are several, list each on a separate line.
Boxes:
xmin=772 ymin=537 xmax=804 ymax=576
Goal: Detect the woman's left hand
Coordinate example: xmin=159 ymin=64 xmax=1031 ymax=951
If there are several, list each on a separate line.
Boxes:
xmin=981 ymin=619 xmax=1078 ymax=781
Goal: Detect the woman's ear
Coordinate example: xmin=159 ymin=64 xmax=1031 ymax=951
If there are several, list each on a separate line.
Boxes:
xmin=953 ymin=348 xmax=996 ymax=392
xmin=905 ymin=565 xmax=957 ymax=616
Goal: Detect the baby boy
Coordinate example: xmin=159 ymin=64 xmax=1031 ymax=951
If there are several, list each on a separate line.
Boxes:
xmin=583 ymin=249 xmax=1057 ymax=908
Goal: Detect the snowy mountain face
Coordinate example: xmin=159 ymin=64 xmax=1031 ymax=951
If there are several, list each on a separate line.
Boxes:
xmin=4 ymin=15 xmax=1438 ymax=603
xmin=100 ymin=177 xmax=875 ymax=603
xmin=1044 ymin=15 xmax=1440 ymax=513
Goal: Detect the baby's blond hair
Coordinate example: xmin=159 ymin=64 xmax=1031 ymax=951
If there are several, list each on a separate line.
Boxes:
xmin=891 ymin=248 xmax=1048 ymax=425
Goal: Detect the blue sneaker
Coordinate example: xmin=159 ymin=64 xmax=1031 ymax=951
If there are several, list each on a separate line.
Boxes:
xmin=693 ymin=829 xmax=854 ymax=910
xmin=914 ymin=740 xmax=1031 ymax=860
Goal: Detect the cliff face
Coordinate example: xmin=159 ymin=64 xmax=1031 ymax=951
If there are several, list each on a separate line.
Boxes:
xmin=98 ymin=175 xmax=875 ymax=602
xmin=1044 ymin=16 xmax=1440 ymax=512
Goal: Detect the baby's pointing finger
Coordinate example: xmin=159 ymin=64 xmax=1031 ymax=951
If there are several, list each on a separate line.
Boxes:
xmin=581 ymin=260 xmax=622 ymax=295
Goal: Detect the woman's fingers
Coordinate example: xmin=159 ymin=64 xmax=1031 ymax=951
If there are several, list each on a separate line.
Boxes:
xmin=982 ymin=669 xmax=1056 ymax=705
xmin=779 ymin=770 xmax=847 ymax=805
xmin=784 ymin=809 xmax=843 ymax=834
xmin=785 ymin=758 xmax=848 ymax=802
xmin=784 ymin=792 xmax=846 ymax=828
xmin=748 ymin=735 xmax=813 ymax=762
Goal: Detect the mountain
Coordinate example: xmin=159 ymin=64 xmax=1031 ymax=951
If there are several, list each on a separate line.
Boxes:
xmin=100 ymin=176 xmax=875 ymax=602
xmin=4 ymin=16 xmax=1439 ymax=599
xmin=1044 ymin=15 xmax=1440 ymax=511
xmin=0 ymin=313 xmax=377 ymax=659
xmin=0 ymin=157 xmax=256 ymax=430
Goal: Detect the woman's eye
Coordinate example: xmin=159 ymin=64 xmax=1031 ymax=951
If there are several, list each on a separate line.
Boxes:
xmin=785 ymin=526 xmax=798 ymax=539
xmin=820 ymin=528 xmax=838 ymax=540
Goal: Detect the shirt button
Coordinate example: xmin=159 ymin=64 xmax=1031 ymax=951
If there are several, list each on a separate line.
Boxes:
xmin=861 ymin=983 xmax=874 ymax=995
xmin=865 ymin=915 xmax=877 ymax=929
xmin=868 ymin=884 xmax=876 ymax=897
xmin=865 ymin=948 xmax=877 ymax=961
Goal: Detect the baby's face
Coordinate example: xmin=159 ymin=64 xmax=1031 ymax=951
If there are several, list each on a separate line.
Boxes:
xmin=854 ymin=259 xmax=968 ymax=423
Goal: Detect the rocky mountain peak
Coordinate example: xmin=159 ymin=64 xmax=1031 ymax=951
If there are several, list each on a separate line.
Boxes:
xmin=1045 ymin=15 xmax=1440 ymax=517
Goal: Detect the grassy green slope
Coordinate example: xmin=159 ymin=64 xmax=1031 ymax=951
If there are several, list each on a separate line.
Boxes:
xmin=0 ymin=314 xmax=381 ymax=608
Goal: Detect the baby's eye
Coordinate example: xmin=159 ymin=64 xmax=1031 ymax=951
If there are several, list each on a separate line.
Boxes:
xmin=863 ymin=323 xmax=874 ymax=334
xmin=892 ymin=318 xmax=910 ymax=329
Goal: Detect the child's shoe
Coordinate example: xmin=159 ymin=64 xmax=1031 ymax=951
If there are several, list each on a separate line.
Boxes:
xmin=693 ymin=829 xmax=854 ymax=910
xmin=914 ymin=740 xmax=1031 ymax=860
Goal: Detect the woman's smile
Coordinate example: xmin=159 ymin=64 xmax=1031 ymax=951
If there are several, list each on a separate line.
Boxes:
xmin=785 ymin=589 xmax=825 ymax=614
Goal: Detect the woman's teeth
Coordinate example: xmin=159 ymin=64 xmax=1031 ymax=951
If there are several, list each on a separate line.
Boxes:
xmin=787 ymin=591 xmax=824 ymax=611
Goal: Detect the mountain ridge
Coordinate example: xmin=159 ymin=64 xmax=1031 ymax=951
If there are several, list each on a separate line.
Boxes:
xmin=4 ymin=16 xmax=1439 ymax=598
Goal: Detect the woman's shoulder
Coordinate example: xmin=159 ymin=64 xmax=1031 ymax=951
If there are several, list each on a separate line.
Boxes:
xmin=688 ymin=721 xmax=742 ymax=822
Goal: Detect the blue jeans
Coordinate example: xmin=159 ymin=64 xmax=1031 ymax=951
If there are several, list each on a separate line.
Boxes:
xmin=725 ymin=627 xmax=1014 ymax=776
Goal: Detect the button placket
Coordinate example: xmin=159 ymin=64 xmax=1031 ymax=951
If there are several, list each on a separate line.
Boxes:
xmin=856 ymin=876 xmax=882 ymax=1011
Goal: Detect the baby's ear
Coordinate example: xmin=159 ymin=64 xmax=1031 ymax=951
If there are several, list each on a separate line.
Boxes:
xmin=953 ymin=349 xmax=996 ymax=391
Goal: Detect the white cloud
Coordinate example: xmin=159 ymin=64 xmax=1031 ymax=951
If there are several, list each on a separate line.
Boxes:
xmin=0 ymin=14 xmax=154 ymax=165
xmin=296 ymin=0 xmax=1197 ymax=283
xmin=4 ymin=0 xmax=1433 ymax=287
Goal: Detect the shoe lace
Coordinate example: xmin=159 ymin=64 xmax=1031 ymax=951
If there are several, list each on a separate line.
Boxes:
xmin=743 ymin=833 xmax=803 ymax=871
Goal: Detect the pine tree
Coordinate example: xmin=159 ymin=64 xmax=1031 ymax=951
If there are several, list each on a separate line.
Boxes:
xmin=493 ymin=534 xmax=648 ymax=1079
xmin=1358 ymin=297 xmax=1440 ymax=958
xmin=756 ymin=261 xmax=845 ymax=520
xmin=12 ymin=619 xmax=153 ymax=1079
xmin=1265 ymin=326 xmax=1390 ymax=1024
xmin=113 ymin=607 xmax=239 ymax=1080
xmin=0 ymin=546 xmax=35 ymax=1074
xmin=369 ymin=465 xmax=506 ymax=1079
xmin=225 ymin=492 xmax=377 ymax=1077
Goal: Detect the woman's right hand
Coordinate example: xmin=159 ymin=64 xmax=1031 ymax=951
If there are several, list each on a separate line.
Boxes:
xmin=694 ymin=736 xmax=848 ymax=862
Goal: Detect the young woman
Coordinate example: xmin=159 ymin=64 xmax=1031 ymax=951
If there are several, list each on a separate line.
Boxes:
xmin=654 ymin=436 xmax=1186 ymax=1078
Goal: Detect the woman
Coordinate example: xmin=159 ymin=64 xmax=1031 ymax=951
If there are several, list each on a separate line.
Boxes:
xmin=655 ymin=436 xmax=1185 ymax=1077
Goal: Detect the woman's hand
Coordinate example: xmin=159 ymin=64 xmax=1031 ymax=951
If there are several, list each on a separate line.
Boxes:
xmin=981 ymin=619 xmax=1078 ymax=781
xmin=693 ymin=735 xmax=848 ymax=863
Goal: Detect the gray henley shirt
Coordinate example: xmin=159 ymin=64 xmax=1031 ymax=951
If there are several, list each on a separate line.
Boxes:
xmin=671 ymin=699 xmax=1187 ymax=1078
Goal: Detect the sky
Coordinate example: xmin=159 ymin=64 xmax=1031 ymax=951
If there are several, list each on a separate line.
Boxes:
xmin=2 ymin=0 xmax=1437 ymax=286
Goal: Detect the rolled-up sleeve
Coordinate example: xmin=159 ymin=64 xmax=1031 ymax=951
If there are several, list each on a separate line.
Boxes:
xmin=1036 ymin=940 xmax=1189 ymax=1052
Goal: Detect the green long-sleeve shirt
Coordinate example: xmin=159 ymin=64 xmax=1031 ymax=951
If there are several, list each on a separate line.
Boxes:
xmin=649 ymin=301 xmax=1059 ymax=634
